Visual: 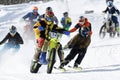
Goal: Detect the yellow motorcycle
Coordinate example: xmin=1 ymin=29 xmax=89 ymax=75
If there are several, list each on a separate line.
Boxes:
xmin=47 ymin=30 xmax=62 ymax=73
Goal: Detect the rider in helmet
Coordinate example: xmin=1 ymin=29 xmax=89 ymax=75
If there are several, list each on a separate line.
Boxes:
xmin=0 ymin=25 xmax=24 ymax=53
xmin=30 ymin=17 xmax=69 ymax=72
xmin=69 ymin=16 xmax=92 ymax=36
xmin=59 ymin=16 xmax=92 ymax=68
xmin=9 ymin=25 xmax=17 ymax=36
xmin=33 ymin=6 xmax=59 ymax=65
xmin=22 ymin=6 xmax=40 ymax=41
xmin=39 ymin=6 xmax=58 ymax=25
xmin=103 ymin=1 xmax=120 ymax=35
xmin=22 ymin=6 xmax=40 ymax=26
xmin=61 ymin=12 xmax=72 ymax=30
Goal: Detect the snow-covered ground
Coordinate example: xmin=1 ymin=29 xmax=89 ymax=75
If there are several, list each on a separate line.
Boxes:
xmin=0 ymin=0 xmax=120 ymax=80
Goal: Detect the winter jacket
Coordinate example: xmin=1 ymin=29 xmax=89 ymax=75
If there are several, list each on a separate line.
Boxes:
xmin=33 ymin=20 xmax=47 ymax=39
xmin=69 ymin=18 xmax=92 ymax=36
xmin=66 ymin=18 xmax=92 ymax=49
xmin=0 ymin=32 xmax=24 ymax=45
xmin=23 ymin=12 xmax=40 ymax=25
xmin=39 ymin=13 xmax=58 ymax=25
xmin=61 ymin=17 xmax=72 ymax=29
xmin=103 ymin=6 xmax=120 ymax=15
xmin=67 ymin=33 xmax=91 ymax=49
xmin=33 ymin=19 xmax=66 ymax=40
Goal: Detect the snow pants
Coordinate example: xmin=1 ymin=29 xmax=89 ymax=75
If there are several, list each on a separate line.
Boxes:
xmin=111 ymin=16 xmax=119 ymax=27
xmin=63 ymin=48 xmax=87 ymax=65
xmin=33 ymin=37 xmax=45 ymax=61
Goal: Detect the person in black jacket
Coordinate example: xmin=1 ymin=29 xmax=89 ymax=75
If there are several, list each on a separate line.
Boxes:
xmin=0 ymin=25 xmax=24 ymax=53
xmin=103 ymin=1 xmax=120 ymax=35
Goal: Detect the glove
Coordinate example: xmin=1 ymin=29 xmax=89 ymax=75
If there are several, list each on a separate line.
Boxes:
xmin=38 ymin=26 xmax=45 ymax=31
xmin=63 ymin=31 xmax=70 ymax=35
xmin=0 ymin=42 xmax=2 ymax=45
xmin=102 ymin=11 xmax=106 ymax=13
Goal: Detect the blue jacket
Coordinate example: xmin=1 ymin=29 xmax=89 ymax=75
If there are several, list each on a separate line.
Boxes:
xmin=61 ymin=17 xmax=72 ymax=27
xmin=23 ymin=12 xmax=40 ymax=24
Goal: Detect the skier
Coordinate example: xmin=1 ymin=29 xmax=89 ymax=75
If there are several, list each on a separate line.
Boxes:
xmin=0 ymin=25 xmax=24 ymax=53
xmin=59 ymin=16 xmax=92 ymax=68
xmin=61 ymin=12 xmax=72 ymax=30
xmin=103 ymin=1 xmax=120 ymax=35
xmin=22 ymin=6 xmax=40 ymax=41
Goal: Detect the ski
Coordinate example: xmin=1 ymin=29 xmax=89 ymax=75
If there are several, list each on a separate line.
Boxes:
xmin=53 ymin=66 xmax=82 ymax=73
xmin=67 ymin=65 xmax=82 ymax=71
xmin=54 ymin=66 xmax=66 ymax=72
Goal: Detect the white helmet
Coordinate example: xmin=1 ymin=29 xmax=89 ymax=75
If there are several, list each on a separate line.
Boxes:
xmin=79 ymin=16 xmax=85 ymax=25
xmin=107 ymin=1 xmax=113 ymax=7
xmin=9 ymin=25 xmax=17 ymax=36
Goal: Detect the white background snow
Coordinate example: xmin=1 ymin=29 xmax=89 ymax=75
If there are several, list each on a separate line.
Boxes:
xmin=0 ymin=0 xmax=120 ymax=80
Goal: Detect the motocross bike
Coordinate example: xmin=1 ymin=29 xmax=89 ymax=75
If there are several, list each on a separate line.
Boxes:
xmin=23 ymin=20 xmax=35 ymax=41
xmin=47 ymin=30 xmax=62 ymax=74
xmin=30 ymin=30 xmax=62 ymax=73
xmin=99 ymin=15 xmax=117 ymax=38
xmin=30 ymin=60 xmax=42 ymax=73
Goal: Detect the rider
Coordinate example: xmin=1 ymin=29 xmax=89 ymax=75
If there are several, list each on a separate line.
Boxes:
xmin=103 ymin=1 xmax=120 ymax=34
xmin=31 ymin=8 xmax=69 ymax=69
xmin=31 ymin=18 xmax=69 ymax=72
xmin=59 ymin=16 xmax=92 ymax=68
xmin=22 ymin=6 xmax=40 ymax=40
xmin=39 ymin=6 xmax=58 ymax=25
xmin=36 ymin=7 xmax=59 ymax=64
xmin=0 ymin=25 xmax=24 ymax=53
xmin=22 ymin=6 xmax=40 ymax=26
xmin=61 ymin=12 xmax=72 ymax=30
xmin=32 ymin=18 xmax=47 ymax=65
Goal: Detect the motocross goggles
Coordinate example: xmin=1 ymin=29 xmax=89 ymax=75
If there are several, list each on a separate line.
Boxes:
xmin=33 ymin=10 xmax=38 ymax=13
xmin=10 ymin=30 xmax=16 ymax=36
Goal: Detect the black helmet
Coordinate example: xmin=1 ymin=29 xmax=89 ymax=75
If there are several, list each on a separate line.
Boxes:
xmin=63 ymin=12 xmax=68 ymax=17
xmin=46 ymin=7 xmax=52 ymax=12
xmin=79 ymin=16 xmax=85 ymax=21
xmin=9 ymin=25 xmax=17 ymax=35
xmin=79 ymin=27 xmax=89 ymax=38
